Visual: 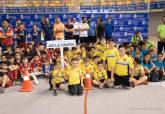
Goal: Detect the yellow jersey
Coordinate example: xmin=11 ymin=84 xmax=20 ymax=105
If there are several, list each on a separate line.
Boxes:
xmin=67 ymin=67 xmax=83 ymax=85
xmin=114 ymin=54 xmax=134 ymax=76
xmin=134 ymin=64 xmax=144 ymax=77
xmin=52 ymin=69 xmax=65 ymax=84
xmin=94 ymin=69 xmax=108 ymax=80
xmin=103 ymin=48 xmax=118 ymax=71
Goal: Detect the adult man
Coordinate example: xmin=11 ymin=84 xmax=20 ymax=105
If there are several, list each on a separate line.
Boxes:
xmin=53 ymin=17 xmax=65 ymax=40
xmin=0 ymin=20 xmax=14 ymax=53
xmin=41 ymin=17 xmax=54 ymax=41
xmin=105 ymin=16 xmax=114 ymax=40
xmin=157 ymin=16 xmax=165 ymax=53
xmin=79 ymin=17 xmax=89 ymax=43
xmin=96 ymin=17 xmax=105 ymax=41
xmin=65 ymin=18 xmax=74 ymax=40
xmin=72 ymin=18 xmax=79 ymax=43
xmin=88 ymin=17 xmax=96 ymax=43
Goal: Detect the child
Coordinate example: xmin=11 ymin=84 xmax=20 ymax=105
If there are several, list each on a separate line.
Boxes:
xmin=42 ymin=59 xmax=53 ymax=90
xmin=92 ymin=61 xmax=109 ymax=88
xmin=20 ymin=57 xmax=39 ymax=84
xmin=131 ymin=31 xmax=143 ymax=45
xmin=140 ymin=42 xmax=149 ymax=56
xmin=141 ymin=53 xmax=159 ymax=82
xmin=131 ymin=47 xmax=143 ymax=59
xmin=24 ymin=46 xmax=33 ymax=61
xmin=149 ymin=49 xmax=157 ymax=62
xmin=30 ymin=55 xmax=42 ymax=72
xmin=30 ymin=55 xmax=43 ymax=79
xmin=0 ymin=62 xmax=13 ymax=93
xmin=82 ymin=58 xmax=94 ymax=78
xmin=91 ymin=56 xmax=100 ymax=71
xmin=130 ymin=57 xmax=148 ymax=86
xmin=52 ymin=62 xmax=67 ymax=96
xmin=103 ymin=39 xmax=118 ymax=82
xmin=8 ymin=56 xmax=19 ymax=83
xmin=154 ymin=53 xmax=165 ymax=80
xmin=66 ymin=57 xmax=83 ymax=96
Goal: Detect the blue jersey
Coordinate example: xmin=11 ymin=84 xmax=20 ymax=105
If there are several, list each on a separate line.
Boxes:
xmin=17 ymin=30 xmax=27 ymax=43
xmin=31 ymin=29 xmax=41 ymax=42
xmin=154 ymin=60 xmax=164 ymax=70
xmin=105 ymin=22 xmax=113 ymax=38
xmin=88 ymin=21 xmax=96 ymax=36
xmin=42 ymin=64 xmax=53 ymax=73
xmin=141 ymin=49 xmax=149 ymax=56
xmin=131 ymin=51 xmax=143 ymax=59
xmin=141 ymin=61 xmax=154 ymax=70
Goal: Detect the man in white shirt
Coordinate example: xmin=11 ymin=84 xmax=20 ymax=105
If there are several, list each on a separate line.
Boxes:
xmin=79 ymin=17 xmax=89 ymax=44
xmin=72 ymin=18 xmax=79 ymax=43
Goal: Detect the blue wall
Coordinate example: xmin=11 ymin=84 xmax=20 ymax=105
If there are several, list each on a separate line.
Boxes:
xmin=0 ymin=13 xmax=149 ymax=43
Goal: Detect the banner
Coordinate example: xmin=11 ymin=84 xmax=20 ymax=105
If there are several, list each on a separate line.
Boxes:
xmin=0 ymin=13 xmax=149 ymax=43
xmin=47 ymin=40 xmax=76 ymax=48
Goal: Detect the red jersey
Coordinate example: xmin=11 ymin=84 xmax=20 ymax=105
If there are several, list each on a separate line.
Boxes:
xmin=0 ymin=27 xmax=14 ymax=45
xmin=30 ymin=60 xmax=42 ymax=71
xmin=20 ymin=63 xmax=32 ymax=73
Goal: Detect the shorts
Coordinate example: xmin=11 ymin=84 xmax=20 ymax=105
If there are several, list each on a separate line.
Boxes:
xmin=107 ymin=71 xmax=111 ymax=79
xmin=55 ymin=83 xmax=61 ymax=88
xmin=134 ymin=75 xmax=141 ymax=80
xmin=0 ymin=79 xmax=13 ymax=87
xmin=68 ymin=84 xmax=83 ymax=96
xmin=0 ymin=73 xmax=5 ymax=77
xmin=114 ymin=74 xmax=131 ymax=87
xmin=100 ymin=79 xmax=105 ymax=83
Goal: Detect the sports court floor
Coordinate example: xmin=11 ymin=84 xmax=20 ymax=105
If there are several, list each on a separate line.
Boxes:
xmin=0 ymin=79 xmax=165 ymax=114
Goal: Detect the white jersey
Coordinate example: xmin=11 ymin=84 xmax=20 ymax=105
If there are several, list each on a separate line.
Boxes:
xmin=73 ymin=22 xmax=79 ymax=36
xmin=79 ymin=22 xmax=89 ymax=37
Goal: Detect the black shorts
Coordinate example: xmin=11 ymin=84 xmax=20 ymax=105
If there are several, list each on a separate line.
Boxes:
xmin=100 ymin=79 xmax=105 ymax=83
xmin=68 ymin=84 xmax=83 ymax=95
xmin=107 ymin=71 xmax=111 ymax=79
xmin=114 ymin=74 xmax=131 ymax=87
xmin=56 ymin=83 xmax=61 ymax=88
xmin=0 ymin=72 xmax=5 ymax=77
xmin=134 ymin=75 xmax=141 ymax=80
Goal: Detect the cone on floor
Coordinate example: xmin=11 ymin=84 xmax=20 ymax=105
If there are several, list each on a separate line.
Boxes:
xmin=20 ymin=68 xmax=32 ymax=92
xmin=84 ymin=70 xmax=92 ymax=90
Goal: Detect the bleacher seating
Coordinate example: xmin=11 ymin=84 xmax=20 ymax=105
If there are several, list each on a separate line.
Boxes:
xmin=0 ymin=0 xmax=164 ymax=13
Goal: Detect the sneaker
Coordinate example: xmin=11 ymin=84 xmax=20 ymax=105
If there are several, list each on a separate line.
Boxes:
xmin=122 ymin=85 xmax=131 ymax=89
xmin=53 ymin=89 xmax=57 ymax=96
xmin=113 ymin=85 xmax=121 ymax=89
xmin=0 ymin=87 xmax=5 ymax=93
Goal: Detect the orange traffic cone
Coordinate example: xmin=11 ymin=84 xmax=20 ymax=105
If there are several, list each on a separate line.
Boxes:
xmin=20 ymin=68 xmax=33 ymax=92
xmin=84 ymin=70 xmax=92 ymax=90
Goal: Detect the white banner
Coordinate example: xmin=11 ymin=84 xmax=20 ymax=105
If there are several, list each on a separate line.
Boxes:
xmin=46 ymin=40 xmax=76 ymax=48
